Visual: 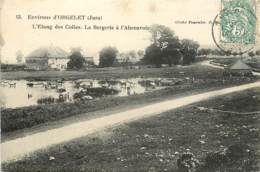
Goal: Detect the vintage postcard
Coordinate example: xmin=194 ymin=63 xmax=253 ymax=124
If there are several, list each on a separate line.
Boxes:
xmin=1 ymin=0 xmax=260 ymax=171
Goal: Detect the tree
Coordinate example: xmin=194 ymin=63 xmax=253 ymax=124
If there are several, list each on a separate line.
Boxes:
xmin=149 ymin=25 xmax=179 ymax=49
xmin=225 ymin=50 xmax=232 ymax=56
xmin=209 ymin=49 xmax=225 ymax=56
xmin=180 ymin=39 xmax=200 ymax=65
xmin=99 ymin=46 xmax=118 ymax=67
xmin=162 ymin=40 xmax=182 ymax=66
xmin=255 ymin=50 xmax=260 ymax=56
xmin=16 ymin=50 xmax=23 ymax=63
xmin=163 ymin=49 xmax=182 ymax=66
xmin=232 ymin=52 xmax=238 ymax=57
xmin=143 ymin=43 xmax=163 ymax=67
xmin=143 ymin=24 xmax=181 ymax=67
xmin=248 ymin=51 xmax=255 ymax=57
xmin=67 ymin=51 xmax=85 ymax=69
xmin=137 ymin=50 xmax=144 ymax=58
xmin=198 ymin=48 xmax=211 ymax=56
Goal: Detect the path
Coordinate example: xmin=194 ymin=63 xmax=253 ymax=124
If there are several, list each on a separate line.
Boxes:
xmin=2 ymin=81 xmax=260 ymax=163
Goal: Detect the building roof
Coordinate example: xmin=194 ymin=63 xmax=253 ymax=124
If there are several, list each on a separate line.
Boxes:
xmin=229 ymin=60 xmax=251 ymax=70
xmin=26 ymin=46 xmax=68 ymax=59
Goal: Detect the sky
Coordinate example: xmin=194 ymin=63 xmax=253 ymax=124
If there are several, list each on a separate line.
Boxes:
xmin=1 ymin=0 xmax=222 ymax=63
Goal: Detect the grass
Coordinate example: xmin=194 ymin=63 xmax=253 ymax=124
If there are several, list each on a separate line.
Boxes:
xmin=2 ymin=87 xmax=260 ymax=172
xmin=1 ymin=64 xmax=226 ymax=81
xmin=1 ymin=63 xmax=258 ymax=135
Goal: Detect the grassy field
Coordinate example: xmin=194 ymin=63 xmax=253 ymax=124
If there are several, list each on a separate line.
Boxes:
xmin=2 ymin=87 xmax=260 ymax=172
xmin=1 ymin=66 xmax=255 ymax=135
xmin=2 ymin=64 xmax=259 ymax=134
xmin=1 ymin=64 xmax=227 ymax=80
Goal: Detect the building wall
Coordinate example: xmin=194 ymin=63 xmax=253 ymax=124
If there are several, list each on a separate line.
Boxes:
xmin=25 ymin=57 xmax=49 ymax=70
xmin=26 ymin=57 xmax=69 ymax=70
xmin=48 ymin=58 xmax=69 ymax=70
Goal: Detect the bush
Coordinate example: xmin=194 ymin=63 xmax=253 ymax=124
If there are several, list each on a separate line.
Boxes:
xmin=37 ymin=97 xmax=55 ymax=104
xmin=73 ymin=87 xmax=119 ymax=99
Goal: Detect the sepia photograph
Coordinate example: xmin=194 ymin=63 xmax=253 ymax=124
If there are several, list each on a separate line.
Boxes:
xmin=1 ymin=0 xmax=260 ymax=171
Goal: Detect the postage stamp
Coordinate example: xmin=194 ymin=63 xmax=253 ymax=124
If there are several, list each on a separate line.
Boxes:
xmin=220 ymin=0 xmax=257 ymax=45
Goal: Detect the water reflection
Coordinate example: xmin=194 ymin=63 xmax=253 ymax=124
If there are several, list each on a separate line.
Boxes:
xmin=0 ymin=78 xmax=171 ymax=109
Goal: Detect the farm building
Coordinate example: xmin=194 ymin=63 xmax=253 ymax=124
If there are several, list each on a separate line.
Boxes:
xmin=25 ymin=46 xmax=69 ymax=70
xmin=224 ymin=60 xmax=252 ymax=76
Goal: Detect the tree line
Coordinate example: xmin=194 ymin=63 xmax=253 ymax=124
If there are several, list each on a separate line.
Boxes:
xmin=12 ymin=23 xmax=260 ymax=69
xmin=66 ymin=24 xmax=260 ymax=69
xmin=197 ymin=48 xmax=260 ymax=57
xmin=67 ymin=24 xmax=200 ymax=69
xmin=142 ymin=25 xmax=199 ymax=67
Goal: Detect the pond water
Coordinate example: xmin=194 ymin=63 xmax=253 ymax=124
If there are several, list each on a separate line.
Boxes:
xmin=0 ymin=78 xmax=177 ymax=109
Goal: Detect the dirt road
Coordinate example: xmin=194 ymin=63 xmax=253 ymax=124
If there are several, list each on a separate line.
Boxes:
xmin=201 ymin=60 xmax=225 ymax=69
xmin=2 ymin=81 xmax=260 ymax=163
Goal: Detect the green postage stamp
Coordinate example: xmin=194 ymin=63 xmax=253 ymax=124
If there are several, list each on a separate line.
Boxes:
xmin=220 ymin=0 xmax=257 ymax=45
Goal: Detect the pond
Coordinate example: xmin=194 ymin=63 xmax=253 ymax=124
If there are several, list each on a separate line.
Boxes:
xmin=0 ymin=78 xmax=182 ymax=109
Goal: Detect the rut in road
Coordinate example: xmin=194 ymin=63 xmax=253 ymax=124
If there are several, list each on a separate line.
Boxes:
xmin=2 ymin=81 xmax=260 ymax=163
